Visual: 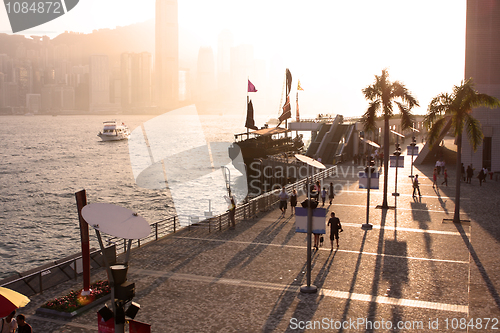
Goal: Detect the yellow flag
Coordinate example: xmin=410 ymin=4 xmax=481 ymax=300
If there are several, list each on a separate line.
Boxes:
xmin=297 ymin=80 xmax=304 ymax=91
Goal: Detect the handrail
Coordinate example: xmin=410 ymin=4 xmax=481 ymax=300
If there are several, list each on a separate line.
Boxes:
xmin=0 ymin=165 xmax=337 ymax=294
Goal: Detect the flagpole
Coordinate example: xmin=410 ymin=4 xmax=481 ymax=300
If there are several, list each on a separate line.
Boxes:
xmin=247 ymin=77 xmax=253 ymax=138
xmin=296 ymin=91 xmax=299 ymax=137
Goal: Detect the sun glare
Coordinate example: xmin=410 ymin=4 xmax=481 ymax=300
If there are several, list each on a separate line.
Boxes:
xmin=0 ymin=0 xmax=466 ymax=117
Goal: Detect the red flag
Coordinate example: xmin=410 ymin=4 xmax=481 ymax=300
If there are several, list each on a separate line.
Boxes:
xmin=248 ymin=80 xmax=257 ymax=92
xmin=279 ymin=96 xmax=291 ymax=122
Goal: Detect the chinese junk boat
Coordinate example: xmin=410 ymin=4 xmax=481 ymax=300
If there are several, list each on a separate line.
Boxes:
xmin=229 ymin=69 xmax=304 ymax=173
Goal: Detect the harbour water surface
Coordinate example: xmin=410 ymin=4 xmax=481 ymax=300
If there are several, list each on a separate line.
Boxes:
xmin=0 ymin=112 xmax=260 ymax=279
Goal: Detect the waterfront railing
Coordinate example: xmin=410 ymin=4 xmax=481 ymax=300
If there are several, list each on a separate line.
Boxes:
xmin=1 ymin=165 xmax=337 ymax=294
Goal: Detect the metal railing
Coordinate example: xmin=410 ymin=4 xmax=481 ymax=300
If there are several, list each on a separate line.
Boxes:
xmin=1 ymin=165 xmax=337 ymax=294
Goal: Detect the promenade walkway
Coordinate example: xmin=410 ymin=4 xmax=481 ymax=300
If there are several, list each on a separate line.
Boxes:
xmin=17 ymin=159 xmax=500 ymax=332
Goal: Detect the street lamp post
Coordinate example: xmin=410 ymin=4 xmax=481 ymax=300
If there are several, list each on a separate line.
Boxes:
xmin=82 ymin=203 xmax=150 ymax=333
xmin=392 ymin=143 xmax=402 ymax=205
xmin=362 ymin=155 xmax=374 ymax=230
xmin=360 ymin=138 xmax=379 ymax=230
xmin=409 ymin=126 xmax=420 ymax=179
xmin=295 ymin=154 xmax=325 ymax=294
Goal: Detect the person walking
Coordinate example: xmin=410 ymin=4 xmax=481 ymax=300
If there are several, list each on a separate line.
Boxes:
xmin=313 ymin=231 xmax=321 ymax=251
xmin=327 ymin=212 xmax=343 ymax=250
xmin=15 ymin=314 xmax=31 ymax=333
xmin=467 ymin=165 xmax=474 ymax=184
xmin=432 ymin=168 xmax=438 ymax=188
xmin=478 ymin=169 xmax=485 ymax=186
xmin=228 ymin=195 xmax=236 ymax=229
xmin=483 ymin=167 xmax=489 ymax=183
xmin=321 ymin=187 xmax=327 ymax=206
xmin=441 ymin=168 xmax=448 ymax=186
xmin=329 ymin=182 xmax=335 ymax=204
xmin=290 ymin=189 xmax=297 ymax=215
xmin=1 ymin=311 xmax=17 ymax=333
xmin=279 ymin=187 xmax=289 ymax=217
xmin=435 ymin=160 xmax=441 ymax=176
xmin=412 ymin=174 xmax=421 ymax=198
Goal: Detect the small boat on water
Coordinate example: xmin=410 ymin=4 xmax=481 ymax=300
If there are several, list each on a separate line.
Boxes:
xmin=97 ymin=121 xmax=130 ymax=141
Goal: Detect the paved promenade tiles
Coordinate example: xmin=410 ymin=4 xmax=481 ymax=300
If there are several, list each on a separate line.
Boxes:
xmin=17 ymin=161 xmax=500 ymax=332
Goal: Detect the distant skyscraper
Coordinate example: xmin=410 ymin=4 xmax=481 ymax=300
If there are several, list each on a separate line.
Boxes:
xmin=463 ymin=0 xmax=500 ymax=171
xmin=197 ymin=47 xmax=216 ymax=103
xmin=0 ymin=72 xmax=5 ymax=108
xmin=230 ymin=44 xmax=254 ymax=102
xmin=155 ymin=0 xmax=179 ymax=109
xmin=217 ymin=29 xmax=233 ymax=94
xmin=121 ymin=52 xmax=152 ymax=109
xmin=89 ymin=55 xmax=110 ymax=112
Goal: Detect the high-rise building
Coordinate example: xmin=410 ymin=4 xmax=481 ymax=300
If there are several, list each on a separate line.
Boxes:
xmin=217 ymin=29 xmax=233 ymax=94
xmin=0 ymin=72 xmax=5 ymax=108
xmin=196 ymin=47 xmax=216 ymax=103
xmin=463 ymin=0 xmax=500 ymax=171
xmin=89 ymin=55 xmax=110 ymax=112
xmin=155 ymin=0 xmax=179 ymax=109
xmin=121 ymin=52 xmax=152 ymax=109
xmin=230 ymin=44 xmax=254 ymax=103
xmin=26 ymin=94 xmax=41 ymax=114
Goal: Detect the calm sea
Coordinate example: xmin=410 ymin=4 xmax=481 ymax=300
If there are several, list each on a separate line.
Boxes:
xmin=0 ymin=112 xmax=264 ymax=279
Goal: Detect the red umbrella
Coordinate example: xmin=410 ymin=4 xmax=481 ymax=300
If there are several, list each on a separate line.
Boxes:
xmin=0 ymin=287 xmax=30 ymax=318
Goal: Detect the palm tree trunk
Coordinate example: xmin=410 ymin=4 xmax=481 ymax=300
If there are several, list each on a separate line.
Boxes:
xmin=381 ymin=118 xmax=390 ymax=208
xmin=454 ymin=132 xmax=462 ymax=223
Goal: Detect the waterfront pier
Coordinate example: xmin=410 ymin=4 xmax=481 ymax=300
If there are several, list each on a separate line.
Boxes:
xmin=7 ymin=158 xmax=500 ymax=332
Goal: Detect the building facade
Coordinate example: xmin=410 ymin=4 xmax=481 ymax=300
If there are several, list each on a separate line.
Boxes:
xmin=121 ymin=52 xmax=152 ymax=109
xmin=155 ymin=0 xmax=179 ymax=109
xmin=463 ymin=0 xmax=500 ymax=172
xmin=89 ymin=55 xmax=110 ymax=112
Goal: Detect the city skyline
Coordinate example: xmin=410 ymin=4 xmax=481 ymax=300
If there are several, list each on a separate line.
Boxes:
xmin=0 ymin=0 xmax=467 ymax=117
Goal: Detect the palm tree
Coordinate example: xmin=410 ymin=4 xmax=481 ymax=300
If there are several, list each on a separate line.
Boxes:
xmin=425 ymin=78 xmax=500 ymax=223
xmin=362 ymin=69 xmax=419 ymax=208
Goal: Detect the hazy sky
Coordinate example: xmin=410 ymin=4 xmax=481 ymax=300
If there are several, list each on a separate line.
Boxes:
xmin=0 ymin=0 xmax=467 ymax=118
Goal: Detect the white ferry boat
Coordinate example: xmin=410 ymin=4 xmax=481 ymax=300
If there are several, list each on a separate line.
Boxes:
xmin=97 ymin=121 xmax=130 ymax=141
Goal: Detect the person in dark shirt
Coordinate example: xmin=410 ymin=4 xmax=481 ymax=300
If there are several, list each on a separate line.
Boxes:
xmin=16 ymin=314 xmax=31 ymax=333
xmin=327 ymin=211 xmax=343 ymax=251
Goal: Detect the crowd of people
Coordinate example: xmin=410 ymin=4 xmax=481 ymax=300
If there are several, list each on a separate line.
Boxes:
xmin=279 ymin=180 xmax=343 ymax=252
xmin=462 ymin=163 xmax=489 ymax=186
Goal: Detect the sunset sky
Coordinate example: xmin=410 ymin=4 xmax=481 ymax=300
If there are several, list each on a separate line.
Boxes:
xmin=0 ymin=0 xmax=467 ymax=117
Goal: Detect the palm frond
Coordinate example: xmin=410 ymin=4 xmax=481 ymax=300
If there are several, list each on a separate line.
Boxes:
xmin=426 ymin=93 xmax=452 ymax=127
xmin=362 ymin=85 xmax=380 ymax=101
xmin=471 ymin=93 xmax=500 ymax=110
xmin=426 ymin=117 xmax=447 ymax=149
xmin=392 ymin=82 xmax=419 ymax=108
xmin=362 ymin=100 xmax=380 ymax=132
xmin=464 ymin=113 xmax=484 ymax=151
xmin=394 ymin=101 xmax=414 ymax=130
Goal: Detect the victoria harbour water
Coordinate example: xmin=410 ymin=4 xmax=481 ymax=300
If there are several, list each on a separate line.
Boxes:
xmin=0 ymin=111 xmax=269 ymax=279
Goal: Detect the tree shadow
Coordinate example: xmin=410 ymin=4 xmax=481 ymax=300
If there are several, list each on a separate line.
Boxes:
xmin=262 ymin=247 xmax=334 ymax=332
xmin=455 ymin=223 xmax=500 ymax=310
xmin=363 ymin=208 xmax=387 ymax=333
xmin=217 ymin=215 xmax=292 ymax=278
xmin=338 ymin=229 xmax=369 ymax=333
xmin=131 ymin=215 xmax=265 ymax=300
xmin=410 ymin=201 xmax=433 ymax=256
xmin=434 ymin=187 xmax=449 ymax=215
